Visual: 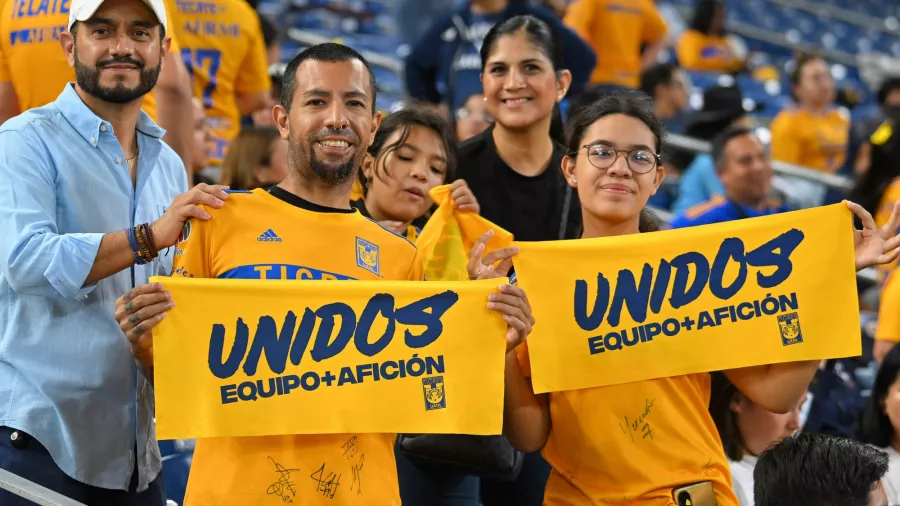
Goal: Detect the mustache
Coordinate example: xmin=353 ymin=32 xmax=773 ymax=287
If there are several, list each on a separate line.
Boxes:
xmin=97 ymin=56 xmax=144 ymax=69
xmin=309 ymin=127 xmax=359 ymax=144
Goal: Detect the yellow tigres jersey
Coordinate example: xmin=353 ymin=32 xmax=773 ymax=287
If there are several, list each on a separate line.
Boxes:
xmin=769 ymin=106 xmax=850 ymax=173
xmin=878 ymin=268 xmax=900 ymax=344
xmin=172 ymin=0 xmax=270 ymax=166
xmin=0 ymin=0 xmax=179 ymax=121
xmin=175 ymin=187 xmax=422 ymax=506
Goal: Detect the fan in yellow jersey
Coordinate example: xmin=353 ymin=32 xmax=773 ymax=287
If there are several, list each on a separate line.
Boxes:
xmin=480 ymin=88 xmax=900 ymax=505
xmin=351 ymin=106 xmax=479 ymax=242
xmin=171 ymin=0 xmax=271 ymax=166
xmin=0 ymin=0 xmax=194 ymax=166
xmin=769 ymin=54 xmax=849 ymax=174
xmin=112 ymin=42 xmax=535 ymax=506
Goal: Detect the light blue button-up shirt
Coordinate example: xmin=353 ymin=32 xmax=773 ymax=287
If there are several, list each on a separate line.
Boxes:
xmin=0 ymin=84 xmax=187 ymax=491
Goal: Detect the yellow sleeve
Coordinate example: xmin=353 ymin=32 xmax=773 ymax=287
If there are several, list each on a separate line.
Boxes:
xmin=877 ymin=271 xmax=900 ymax=343
xmin=769 ymin=113 xmax=803 ymax=165
xmin=172 ymin=216 xmax=212 ymax=279
xmin=163 ymin=0 xmax=181 ymax=54
xmin=641 ymin=2 xmax=667 ymax=44
xmin=0 ymin=1 xmax=13 ymax=83
xmin=675 ymin=31 xmax=703 ymax=69
xmin=235 ymin=11 xmax=272 ymax=95
xmin=562 ymin=0 xmax=597 ymax=44
xmin=407 ymin=249 xmax=425 ymax=281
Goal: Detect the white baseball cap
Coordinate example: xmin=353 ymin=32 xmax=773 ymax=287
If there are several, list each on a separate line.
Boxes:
xmin=67 ymin=0 xmax=167 ymax=32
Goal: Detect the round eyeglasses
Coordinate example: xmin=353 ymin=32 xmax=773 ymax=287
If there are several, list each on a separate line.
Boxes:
xmin=573 ymin=143 xmax=662 ymax=174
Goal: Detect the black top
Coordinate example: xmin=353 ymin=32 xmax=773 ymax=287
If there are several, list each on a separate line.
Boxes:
xmin=267 ymin=186 xmax=355 ymax=214
xmin=456 ymin=126 xmax=581 ymax=241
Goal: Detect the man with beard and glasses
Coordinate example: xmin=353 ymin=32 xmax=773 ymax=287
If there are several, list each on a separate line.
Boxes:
xmin=0 ymin=0 xmax=194 ymax=175
xmin=0 ymin=0 xmax=230 ymax=503
xmin=112 ymin=42 xmax=534 ymax=506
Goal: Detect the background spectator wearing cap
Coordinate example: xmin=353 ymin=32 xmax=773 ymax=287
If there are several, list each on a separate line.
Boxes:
xmin=0 ymin=0 xmax=194 ymax=171
xmin=670 ymin=125 xmax=787 ymax=229
xmin=671 ymin=85 xmax=759 ymax=214
xmin=676 ymin=0 xmax=746 ymax=73
xmin=640 ymin=63 xmax=689 ymax=135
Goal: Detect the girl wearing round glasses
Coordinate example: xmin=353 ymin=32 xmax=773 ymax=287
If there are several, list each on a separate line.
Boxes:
xmin=473 ymin=90 xmax=900 ymax=505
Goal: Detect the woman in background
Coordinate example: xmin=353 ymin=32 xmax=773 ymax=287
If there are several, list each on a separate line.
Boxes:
xmin=676 ymin=0 xmax=746 ymax=73
xmin=219 ymin=126 xmax=288 ymax=191
xmin=858 ymin=344 xmax=900 ymax=503
xmin=492 ymin=90 xmax=900 ymax=505
xmin=709 ymin=372 xmax=807 ymax=505
xmin=456 ymin=15 xmax=580 ymax=505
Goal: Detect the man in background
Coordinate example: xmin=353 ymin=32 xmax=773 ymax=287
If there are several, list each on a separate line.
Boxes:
xmin=754 ymin=433 xmax=889 ymax=506
xmin=640 ymin=62 xmax=688 ymax=135
xmin=172 ymin=0 xmax=272 ymax=167
xmin=670 ymin=125 xmax=787 ymax=228
xmin=0 ymin=0 xmax=194 ymax=171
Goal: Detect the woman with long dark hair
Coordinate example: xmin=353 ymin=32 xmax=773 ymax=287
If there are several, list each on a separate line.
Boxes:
xmin=457 ymin=15 xmax=580 ymax=245
xmin=477 ymin=90 xmax=900 ymax=505
xmin=858 ymin=345 xmax=900 ymax=503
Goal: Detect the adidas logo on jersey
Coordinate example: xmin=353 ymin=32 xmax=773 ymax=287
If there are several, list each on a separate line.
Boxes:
xmin=257 ymin=229 xmax=283 ymax=243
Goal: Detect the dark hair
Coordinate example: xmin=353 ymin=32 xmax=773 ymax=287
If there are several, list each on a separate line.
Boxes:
xmin=790 ymin=52 xmax=825 ymax=87
xmin=849 ymin=126 xmax=900 ymax=216
xmin=480 ymin=15 xmax=566 ymax=145
xmin=359 ymin=104 xmax=458 ymax=195
xmin=480 ymin=15 xmax=563 ymax=73
xmin=280 ymin=43 xmax=377 ymax=113
xmin=259 ymin=15 xmax=279 ymax=49
xmin=689 ymin=0 xmax=725 ymax=36
xmin=754 ymin=433 xmax=889 ymax=506
xmin=710 ymin=125 xmax=755 ymax=168
xmin=878 ymin=77 xmax=900 ymax=106
xmin=858 ymin=344 xmax=900 ymax=448
xmin=565 ymin=90 xmax=664 ymax=233
xmin=640 ymin=63 xmax=679 ymax=98
xmin=708 ymin=372 xmax=746 ymax=461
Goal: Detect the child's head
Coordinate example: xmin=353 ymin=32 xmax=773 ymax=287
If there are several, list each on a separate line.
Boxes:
xmin=360 ymin=105 xmax=457 ymax=223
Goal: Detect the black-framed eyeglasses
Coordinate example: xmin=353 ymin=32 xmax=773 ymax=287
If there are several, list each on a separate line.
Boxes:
xmin=572 ymin=143 xmax=662 ymax=174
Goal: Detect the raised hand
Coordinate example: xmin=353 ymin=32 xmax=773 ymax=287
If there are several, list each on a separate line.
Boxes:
xmin=846 ymin=200 xmax=900 ymax=271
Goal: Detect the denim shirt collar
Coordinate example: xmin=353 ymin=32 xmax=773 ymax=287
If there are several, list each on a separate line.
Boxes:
xmin=55 ymin=83 xmax=166 ymax=147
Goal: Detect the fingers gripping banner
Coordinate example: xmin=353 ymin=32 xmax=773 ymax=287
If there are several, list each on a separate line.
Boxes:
xmin=415 ymin=185 xmax=514 ymax=281
xmin=150 ymin=277 xmax=508 ymax=439
xmin=513 ymin=205 xmax=861 ymax=394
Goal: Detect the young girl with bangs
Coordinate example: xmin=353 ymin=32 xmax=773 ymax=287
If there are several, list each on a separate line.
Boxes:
xmin=352 ymin=105 xmax=479 ymax=242
xmin=470 ymin=88 xmax=900 ymax=505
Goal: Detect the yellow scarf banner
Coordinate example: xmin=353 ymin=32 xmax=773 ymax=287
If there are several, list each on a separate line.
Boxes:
xmin=150 ymin=276 xmax=508 ymax=439
xmin=415 ymin=185 xmax=514 ymax=281
xmin=513 ymin=204 xmax=861 ymax=394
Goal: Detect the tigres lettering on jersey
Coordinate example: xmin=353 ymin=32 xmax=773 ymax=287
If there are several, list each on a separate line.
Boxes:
xmin=172 ymin=0 xmax=270 ymax=165
xmin=0 ymin=0 xmax=180 ymax=121
xmin=175 ymin=187 xmax=421 ymax=506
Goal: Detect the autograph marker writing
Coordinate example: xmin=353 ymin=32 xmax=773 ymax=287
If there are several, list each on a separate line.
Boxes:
xmin=266 ymin=456 xmax=300 ymax=503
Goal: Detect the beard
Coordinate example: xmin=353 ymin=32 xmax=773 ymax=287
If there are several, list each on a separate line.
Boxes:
xmin=74 ymin=45 xmax=161 ymax=104
xmin=288 ymin=127 xmax=361 ymax=184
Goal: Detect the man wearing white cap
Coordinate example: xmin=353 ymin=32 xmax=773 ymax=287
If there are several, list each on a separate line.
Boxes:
xmin=0 ymin=0 xmax=228 ymax=503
